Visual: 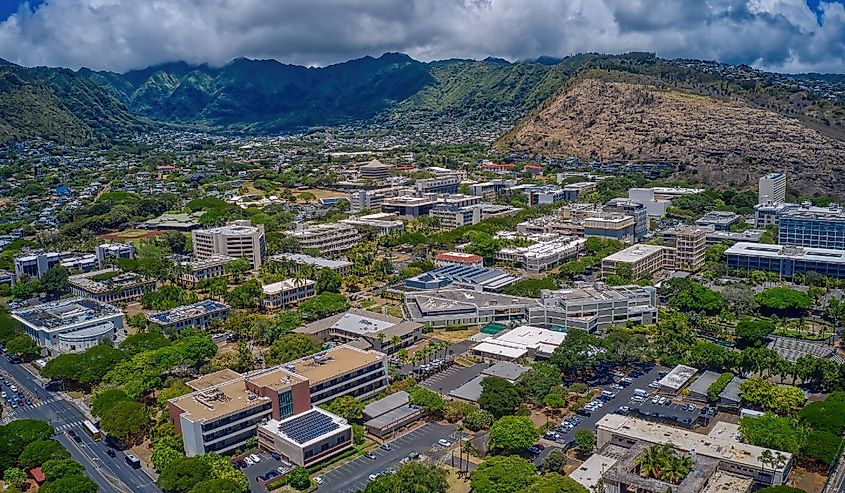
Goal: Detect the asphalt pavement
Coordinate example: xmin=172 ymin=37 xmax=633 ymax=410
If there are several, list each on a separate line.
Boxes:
xmin=420 ymin=363 xmax=489 ymax=395
xmin=0 ymin=356 xmax=161 ymax=493
xmin=315 ymin=422 xmax=456 ymax=493
xmin=533 ymin=364 xmax=665 ymax=467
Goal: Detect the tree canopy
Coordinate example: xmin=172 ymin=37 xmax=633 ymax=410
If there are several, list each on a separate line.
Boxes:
xmin=478 ymin=376 xmax=522 ymax=418
xmin=489 ymin=416 xmax=538 ymax=452
xmin=265 ymin=333 xmax=321 ymax=365
xmin=470 ymin=455 xmax=537 ymax=493
xmin=361 ymin=463 xmax=448 ymax=493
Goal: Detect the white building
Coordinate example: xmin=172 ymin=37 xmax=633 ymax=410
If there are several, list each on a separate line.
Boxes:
xmin=270 ymin=253 xmax=353 ymax=276
xmin=147 ymin=300 xmax=231 ymax=331
xmin=262 ymin=279 xmax=317 ymax=310
xmin=415 ymin=175 xmax=460 ymax=194
xmin=68 ymin=269 xmax=156 ymax=304
xmin=287 ymin=223 xmax=362 ymax=254
xmin=759 ymin=172 xmax=786 ymax=204
xmin=192 ymin=220 xmax=266 ymax=269
xmin=496 ymin=237 xmax=586 ymax=272
xmin=340 ymin=213 xmax=404 ymax=236
xmin=434 ymin=252 xmax=484 ymax=268
xmin=258 ymin=408 xmax=352 ymax=467
xmin=471 ymin=325 xmax=567 ymax=362
xmin=95 ymin=243 xmax=135 ymax=268
xmin=177 ymin=255 xmax=234 ymax=287
xmin=11 ymin=298 xmax=125 ymax=355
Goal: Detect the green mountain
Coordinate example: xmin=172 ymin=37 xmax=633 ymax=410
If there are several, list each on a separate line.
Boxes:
xmin=0 ymin=62 xmax=148 ymax=145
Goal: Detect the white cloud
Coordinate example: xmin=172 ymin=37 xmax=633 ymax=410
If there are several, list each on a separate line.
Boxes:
xmin=0 ymin=0 xmax=842 ymax=73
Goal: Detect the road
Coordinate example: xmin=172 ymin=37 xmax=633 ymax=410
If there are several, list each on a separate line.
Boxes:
xmin=533 ymin=364 xmax=665 ymax=467
xmin=0 ymin=357 xmax=161 ymax=493
xmin=315 ymin=423 xmax=456 ymax=493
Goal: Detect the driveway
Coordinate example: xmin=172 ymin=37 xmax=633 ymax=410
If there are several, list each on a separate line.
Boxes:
xmin=316 ymin=423 xmax=456 ymax=493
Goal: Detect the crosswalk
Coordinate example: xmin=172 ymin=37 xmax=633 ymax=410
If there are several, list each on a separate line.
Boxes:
xmin=54 ymin=420 xmax=85 ymax=432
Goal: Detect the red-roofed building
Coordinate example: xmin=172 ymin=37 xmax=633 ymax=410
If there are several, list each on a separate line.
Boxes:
xmin=524 ymin=165 xmax=544 ymax=176
xmin=435 ymin=252 xmax=484 ymax=268
xmin=30 ymin=467 xmax=45 ymax=484
xmin=480 ymin=163 xmax=516 ymax=174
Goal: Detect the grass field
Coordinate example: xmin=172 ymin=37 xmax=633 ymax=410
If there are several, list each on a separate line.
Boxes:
xmin=99 ymin=229 xmax=163 ymax=241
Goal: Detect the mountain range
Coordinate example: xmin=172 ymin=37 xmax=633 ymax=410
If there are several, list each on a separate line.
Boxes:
xmin=2 ymin=51 xmax=845 ymax=194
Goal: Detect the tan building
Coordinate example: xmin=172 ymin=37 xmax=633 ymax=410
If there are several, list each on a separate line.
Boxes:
xmin=261 ymin=279 xmax=316 ymax=310
xmin=192 ymin=220 xmax=266 ymax=269
xmin=672 ymin=225 xmax=708 ymax=271
xmin=601 ymin=244 xmax=673 ymax=280
xmin=287 ymin=223 xmax=362 ymax=254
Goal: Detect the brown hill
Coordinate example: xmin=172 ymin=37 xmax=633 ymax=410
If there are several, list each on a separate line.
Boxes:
xmin=498 ymin=72 xmax=845 ymax=196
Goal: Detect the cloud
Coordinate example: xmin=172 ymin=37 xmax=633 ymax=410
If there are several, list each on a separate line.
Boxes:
xmin=0 ymin=0 xmax=842 ymax=73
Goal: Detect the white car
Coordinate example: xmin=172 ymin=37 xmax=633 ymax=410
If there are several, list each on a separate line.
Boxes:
xmin=249 ymin=454 xmax=261 ymax=463
xmin=438 ymin=439 xmax=451 ymax=447
xmin=368 ymin=473 xmax=380 ymax=481
xmin=244 ymin=456 xmax=255 ymax=466
xmin=1 ymin=391 xmax=6 ymax=398
xmin=651 ymin=396 xmax=661 ymax=404
xmin=314 ymin=476 xmax=324 ymax=485
xmin=9 ymin=385 xmax=17 ymax=392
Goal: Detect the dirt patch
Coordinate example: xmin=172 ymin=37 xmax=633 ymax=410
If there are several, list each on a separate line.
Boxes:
xmin=789 ymin=467 xmax=827 ymax=493
xmin=430 ymin=327 xmax=481 ymax=344
xmin=444 ymin=466 xmax=471 ymax=493
xmin=131 ymin=439 xmax=154 ymax=467
xmin=99 ymin=229 xmax=163 ymax=241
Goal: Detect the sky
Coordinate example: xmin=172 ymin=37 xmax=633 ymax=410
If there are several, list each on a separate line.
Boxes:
xmin=0 ymin=0 xmax=843 ymax=73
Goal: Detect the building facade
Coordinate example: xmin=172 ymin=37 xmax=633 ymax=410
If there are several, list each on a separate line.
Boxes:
xmin=758 ymin=172 xmax=786 ymax=204
xmin=147 ymin=300 xmax=231 ymax=331
xmin=778 ymin=204 xmax=845 ymax=250
xmin=725 ymin=242 xmax=845 ymax=279
xmin=11 ymin=298 xmax=125 ymax=355
xmin=95 ymin=243 xmax=135 ymax=268
xmin=287 ymin=223 xmax=362 ymax=254
xmin=261 ymin=279 xmax=317 ymax=310
xmin=177 ymin=255 xmax=234 ymax=287
xmin=415 ymin=175 xmax=460 ymax=194
xmin=68 ymin=269 xmax=156 ymax=304
xmin=192 ymin=220 xmax=266 ymax=269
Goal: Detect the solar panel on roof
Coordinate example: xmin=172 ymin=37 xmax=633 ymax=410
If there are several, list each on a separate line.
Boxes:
xmin=277 ymin=411 xmax=340 ymax=444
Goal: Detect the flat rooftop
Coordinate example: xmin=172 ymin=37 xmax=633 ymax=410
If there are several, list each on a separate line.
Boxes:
xmin=658 ymin=364 xmax=699 ymax=390
xmin=270 ymin=253 xmax=352 ymax=270
xmin=726 ymin=241 xmax=845 ymax=264
xmin=263 ymin=408 xmax=349 ymax=446
xmin=569 ymin=452 xmax=619 ymax=491
xmin=147 ymin=300 xmax=230 ymax=325
xmin=603 ymin=244 xmax=667 ymax=263
xmin=298 ymin=309 xmax=420 ymax=339
xmin=597 ymin=414 xmax=792 ymax=471
xmin=174 ymin=376 xmax=270 ymax=423
xmin=68 ymin=269 xmax=152 ymax=293
xmin=263 ymin=279 xmax=315 ymax=294
xmin=283 ymin=346 xmax=385 ymax=386
xmin=12 ymin=297 xmax=121 ymax=330
xmin=187 ymin=369 xmax=242 ymax=390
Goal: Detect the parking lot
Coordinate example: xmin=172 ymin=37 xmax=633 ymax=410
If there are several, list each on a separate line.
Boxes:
xmin=534 ymin=363 xmax=666 ymax=466
xmin=420 ymin=363 xmax=490 ymax=395
xmin=315 ymin=422 xmax=457 ymax=493
xmin=240 ymin=449 xmax=292 ymax=492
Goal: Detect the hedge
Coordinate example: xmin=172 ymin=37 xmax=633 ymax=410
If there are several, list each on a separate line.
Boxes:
xmin=707 ymin=372 xmax=735 ymax=402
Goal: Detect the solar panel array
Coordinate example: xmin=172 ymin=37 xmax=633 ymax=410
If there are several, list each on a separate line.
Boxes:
xmin=278 ymin=410 xmax=340 ymax=444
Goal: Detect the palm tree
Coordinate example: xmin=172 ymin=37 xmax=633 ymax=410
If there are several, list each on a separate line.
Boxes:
xmin=389 ymin=335 xmax=402 ymax=351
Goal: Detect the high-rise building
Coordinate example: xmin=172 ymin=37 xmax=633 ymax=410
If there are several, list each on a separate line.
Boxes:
xmin=287 ymin=223 xmax=362 ymax=253
xmin=192 ymin=220 xmax=266 ymax=269
xmin=777 ymin=203 xmax=845 ymax=250
xmin=758 ymin=172 xmax=787 ymax=204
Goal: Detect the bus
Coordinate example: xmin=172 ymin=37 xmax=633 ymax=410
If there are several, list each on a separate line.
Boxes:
xmin=82 ymin=420 xmax=101 ymax=441
xmin=125 ymin=453 xmax=141 ymax=469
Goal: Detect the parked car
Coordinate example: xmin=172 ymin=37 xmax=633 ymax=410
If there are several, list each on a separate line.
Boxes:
xmin=249 ymin=454 xmax=261 ymax=463
xmin=365 ymin=452 xmax=377 ymax=460
xmin=438 ymin=439 xmax=451 ymax=447
xmin=527 ymin=446 xmax=541 ymax=455
xmin=380 ymin=443 xmax=391 ymax=451
xmin=244 ymin=456 xmax=254 ymax=466
xmin=270 ymin=451 xmax=281 ymax=461
xmin=315 ymin=477 xmax=324 ymax=485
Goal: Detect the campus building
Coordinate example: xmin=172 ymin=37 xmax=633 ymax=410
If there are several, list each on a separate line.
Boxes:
xmin=434 ymin=252 xmax=483 ymax=268
xmin=596 ymin=414 xmax=793 ymax=486
xmin=14 ymin=251 xmax=98 ymax=279
xmin=270 ymin=253 xmax=353 ymax=276
xmin=403 ymin=265 xmax=520 ymax=292
xmin=261 ymin=279 xmax=316 ymax=310
xmin=470 ymin=325 xmax=567 ymax=362
xmin=415 ymin=175 xmax=460 ymax=194
xmin=147 ymin=300 xmax=231 ymax=331
xmin=381 ymin=196 xmax=439 ymax=218
xmin=602 ymin=244 xmax=673 ymax=280
xmin=192 ymin=220 xmax=266 ymax=269
xmin=349 ymin=189 xmax=387 ymax=212
xmin=296 ymin=309 xmax=422 ymax=354
xmin=362 ymin=390 xmax=423 ymax=438
xmin=604 ymin=199 xmax=649 ymax=240
xmin=11 ymin=298 xmax=125 ymax=355
xmin=169 ymin=345 xmax=387 ymax=458
xmin=758 ymin=172 xmax=786 ymax=204
xmin=725 ymin=242 xmax=845 ymax=279
xmin=68 ymin=269 xmax=156 ymax=304
xmin=177 ymin=255 xmax=234 ymax=287
xmin=583 ymin=213 xmax=637 ymax=243
xmin=340 ymin=213 xmax=405 ymax=236
xmin=95 ymin=243 xmax=135 ymax=268
xmin=286 ymin=223 xmax=362 ymax=254
xmin=496 ymin=237 xmax=586 ymax=273
xmin=358 ymin=159 xmax=391 ymax=180
xmin=695 ymin=211 xmax=741 ymax=231
xmin=777 ymin=203 xmax=845 ymax=250
xmin=404 ymin=283 xmax=657 ymax=333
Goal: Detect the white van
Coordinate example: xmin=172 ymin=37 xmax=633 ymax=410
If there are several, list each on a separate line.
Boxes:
xmin=633 ymin=388 xmax=648 ymax=397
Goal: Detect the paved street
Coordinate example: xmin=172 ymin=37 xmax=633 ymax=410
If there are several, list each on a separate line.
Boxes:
xmin=0 ymin=356 xmax=161 ymax=493
xmin=315 ymin=423 xmax=456 ymax=493
xmin=534 ymin=365 xmax=665 ymax=466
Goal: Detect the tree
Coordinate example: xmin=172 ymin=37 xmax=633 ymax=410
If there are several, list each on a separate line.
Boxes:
xmin=707 ymin=372 xmax=735 ymax=402
xmin=542 ymin=448 xmax=567 ymax=474
xmin=740 ymin=378 xmax=806 ymax=415
xmin=3 ymin=467 xmax=27 ymax=489
xmin=722 ymin=283 xmax=759 ymax=315
xmin=478 ymin=376 xmax=522 ymax=418
xmin=298 ymin=292 xmax=349 ymax=320
xmin=316 ymin=268 xmax=342 ymax=294
xmin=515 ymin=362 xmax=561 ymax=406
xmin=152 ymin=444 xmax=185 ymax=472
xmin=443 ymin=400 xmax=476 ymax=423
xmin=800 ymin=430 xmax=841 ymax=466
xmin=225 ymin=280 xmax=262 ymax=308
xmin=19 ymin=439 xmax=71 ymax=468
xmin=265 ymin=333 xmax=320 ymax=365
xmin=39 ymin=475 xmax=98 ymax=493
xmin=612 ymin=263 xmax=634 ymax=284
xmin=224 ymin=258 xmax=251 ymax=282
xmin=739 ymin=413 xmax=805 ymax=454
xmin=4 ymin=418 xmax=55 ymax=442
xmin=100 ymin=400 xmax=148 ymax=440
xmin=734 ymin=318 xmax=775 ymax=347
xmin=157 ymin=383 xmax=194 ymax=408
xmin=488 ymin=416 xmax=538 ymax=452
xmin=120 ymin=332 xmax=171 ymax=355
xmin=188 ymin=478 xmax=244 ymax=493
xmin=5 ymin=334 xmax=41 ymax=359
xmin=43 ymin=345 xmax=128 ymax=387
xmin=361 ymin=463 xmax=448 ymax=493
xmin=756 ymin=288 xmax=812 ymax=313
xmin=0 ymin=426 xmax=26 ymax=472
xmin=287 ymin=466 xmax=311 ymax=490
xmin=91 ymin=389 xmax=132 ymax=417
xmin=520 ymin=473 xmax=589 ymax=493
xmin=325 ymin=395 xmax=365 ymax=420
xmin=158 ymin=456 xmax=213 ymax=493
xmin=633 ymin=444 xmax=694 ymax=484
xmin=550 ymin=329 xmax=606 ymax=375
xmin=544 ymin=392 xmax=566 ymax=409
xmin=464 ymin=409 xmax=494 ymax=431
xmin=799 ymin=392 xmax=845 ymax=435
xmin=669 ymin=282 xmax=723 ymax=314
xmin=40 ymin=265 xmax=70 ymax=295
xmin=42 ymin=458 xmax=85 ymax=481
xmin=470 ymin=455 xmax=537 ymax=493
xmin=409 ymin=386 xmax=446 ymax=416
xmin=574 ymin=429 xmax=596 ymax=455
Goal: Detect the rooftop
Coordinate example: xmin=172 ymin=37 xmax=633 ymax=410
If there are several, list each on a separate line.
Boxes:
xmin=435 ymin=252 xmax=483 ymax=263
xmin=283 ymin=346 xmax=385 ymax=386
xmin=265 ymin=408 xmax=349 ymax=446
xmin=568 ymin=452 xmax=619 ymax=491
xmin=147 ymin=300 xmax=230 ymax=325
xmin=603 ymin=244 xmax=667 ymax=263
xmin=597 ymin=414 xmax=792 ymax=471
xmin=298 ymin=309 xmax=420 ymax=339
xmin=688 ymin=370 xmax=722 ymax=397
xmin=363 ymin=390 xmax=410 ymax=419
xmin=658 ymin=364 xmax=699 ymax=391
xmin=196 ymin=220 xmax=262 ymax=236
xmin=270 ymin=253 xmax=353 ymax=270
xmin=263 ymin=279 xmax=316 ymax=295
xmin=12 ymin=297 xmax=122 ymax=331
xmin=68 ymin=269 xmax=153 ymax=293
xmin=726 ymin=242 xmax=845 ymax=264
